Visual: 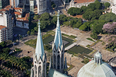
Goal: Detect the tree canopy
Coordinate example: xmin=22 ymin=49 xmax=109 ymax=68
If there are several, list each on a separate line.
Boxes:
xmin=99 ymin=13 xmax=116 ymax=22
xmin=104 ymin=2 xmax=110 ymax=8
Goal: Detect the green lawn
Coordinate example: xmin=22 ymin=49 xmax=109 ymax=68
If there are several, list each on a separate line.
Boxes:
xmin=62 ymin=37 xmax=73 ymax=47
xmin=43 ymin=35 xmax=54 ymax=44
xmin=43 ymin=35 xmax=73 ymax=47
xmin=67 ymin=45 xmax=92 ymax=54
xmin=25 ymin=34 xmax=74 ymax=51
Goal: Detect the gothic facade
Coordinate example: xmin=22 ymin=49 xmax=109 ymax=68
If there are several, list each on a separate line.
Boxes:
xmin=30 ymin=20 xmax=47 ymax=77
xmin=52 ymin=10 xmax=65 ymax=72
xmin=30 ymin=11 xmax=68 ymax=77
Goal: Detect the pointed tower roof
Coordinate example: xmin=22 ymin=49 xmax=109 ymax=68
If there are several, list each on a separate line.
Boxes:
xmin=54 ymin=10 xmax=63 ymax=49
xmin=35 ymin=20 xmax=45 ymax=60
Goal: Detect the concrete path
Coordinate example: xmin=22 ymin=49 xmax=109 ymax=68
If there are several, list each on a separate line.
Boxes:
xmin=64 ymin=53 xmax=84 ymax=77
xmin=65 ymin=43 xmax=77 ymax=50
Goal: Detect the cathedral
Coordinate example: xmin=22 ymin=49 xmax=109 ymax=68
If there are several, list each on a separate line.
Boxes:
xmin=30 ymin=10 xmax=116 ymax=77
xmin=30 ymin=10 xmax=69 ymax=77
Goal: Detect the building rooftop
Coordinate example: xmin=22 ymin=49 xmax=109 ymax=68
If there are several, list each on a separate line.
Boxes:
xmin=17 ymin=13 xmax=29 ymax=21
xmin=0 ymin=5 xmax=13 ymax=11
xmin=111 ymin=57 xmax=116 ymax=64
xmin=74 ymin=0 xmax=94 ymax=3
xmin=14 ymin=7 xmax=23 ymax=10
xmin=14 ymin=12 xmax=21 ymax=15
xmin=0 ymin=25 xmax=6 ymax=30
xmin=48 ymin=69 xmax=69 ymax=77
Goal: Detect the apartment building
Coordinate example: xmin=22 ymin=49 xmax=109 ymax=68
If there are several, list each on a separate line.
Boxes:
xmin=0 ymin=25 xmax=8 ymax=43
xmin=0 ymin=10 xmax=13 ymax=41
xmin=0 ymin=0 xmax=9 ymax=9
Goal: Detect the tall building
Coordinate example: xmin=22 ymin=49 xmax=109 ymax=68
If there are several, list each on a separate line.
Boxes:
xmin=0 ymin=10 xmax=13 ymax=40
xmin=30 ymin=0 xmax=34 ymax=13
xmin=0 ymin=0 xmax=9 ymax=10
xmin=52 ymin=10 xmax=65 ymax=72
xmin=0 ymin=25 xmax=8 ymax=42
xmin=10 ymin=0 xmax=19 ymax=8
xmin=77 ymin=51 xmax=116 ymax=77
xmin=36 ymin=0 xmax=47 ymax=14
xmin=31 ymin=20 xmax=47 ymax=77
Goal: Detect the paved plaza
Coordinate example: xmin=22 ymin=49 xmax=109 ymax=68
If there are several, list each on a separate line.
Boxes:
xmin=11 ymin=26 xmax=116 ymax=77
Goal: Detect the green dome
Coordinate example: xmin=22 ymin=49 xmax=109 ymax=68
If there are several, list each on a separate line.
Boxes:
xmin=77 ymin=52 xmax=116 ymax=77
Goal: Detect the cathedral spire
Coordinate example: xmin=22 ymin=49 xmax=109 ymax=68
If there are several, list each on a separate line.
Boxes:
xmin=35 ymin=20 xmax=44 ymax=60
xmin=54 ymin=10 xmax=63 ymax=49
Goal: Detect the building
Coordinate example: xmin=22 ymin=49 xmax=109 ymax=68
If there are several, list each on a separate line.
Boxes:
xmin=0 ymin=8 xmax=13 ymax=40
xmin=77 ymin=51 xmax=116 ymax=77
xmin=0 ymin=25 xmax=8 ymax=42
xmin=16 ymin=13 xmax=29 ymax=29
xmin=31 ymin=20 xmax=47 ymax=77
xmin=30 ymin=0 xmax=34 ymax=13
xmin=0 ymin=0 xmax=9 ymax=10
xmin=36 ymin=0 xmax=47 ymax=14
xmin=109 ymin=57 xmax=116 ymax=67
xmin=10 ymin=0 xmax=19 ymax=8
xmin=16 ymin=20 xmax=29 ymax=29
xmin=69 ymin=0 xmax=95 ymax=8
xmin=30 ymin=11 xmax=69 ymax=77
xmin=52 ymin=10 xmax=65 ymax=72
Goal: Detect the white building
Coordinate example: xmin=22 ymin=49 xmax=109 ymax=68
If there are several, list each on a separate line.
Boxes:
xmin=16 ymin=20 xmax=29 ymax=29
xmin=10 ymin=0 xmax=19 ymax=8
xmin=77 ymin=51 xmax=116 ymax=77
xmin=0 ymin=11 xmax=13 ymax=40
xmin=0 ymin=25 xmax=8 ymax=43
xmin=31 ymin=11 xmax=68 ymax=77
xmin=36 ymin=0 xmax=47 ymax=14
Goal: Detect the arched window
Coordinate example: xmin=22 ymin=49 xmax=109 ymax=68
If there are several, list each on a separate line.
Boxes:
xmin=54 ymin=54 xmax=56 ymax=63
xmin=57 ymin=55 xmax=60 ymax=64
xmin=38 ymin=66 xmax=41 ymax=76
xmin=43 ymin=64 xmax=46 ymax=77
xmin=61 ymin=54 xmax=64 ymax=68
xmin=35 ymin=65 xmax=37 ymax=74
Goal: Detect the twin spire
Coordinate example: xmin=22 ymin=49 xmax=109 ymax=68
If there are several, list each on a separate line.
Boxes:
xmin=35 ymin=10 xmax=62 ymax=60
xmin=35 ymin=20 xmax=44 ymax=60
xmin=54 ymin=10 xmax=63 ymax=49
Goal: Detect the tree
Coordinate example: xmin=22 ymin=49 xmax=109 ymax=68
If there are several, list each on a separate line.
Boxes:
xmin=40 ymin=12 xmax=51 ymax=21
xmin=34 ymin=27 xmax=38 ymax=32
xmin=83 ymin=9 xmax=102 ymax=20
xmin=90 ymin=32 xmax=98 ymax=39
xmin=99 ymin=13 xmax=116 ymax=22
xmin=30 ymin=29 xmax=35 ymax=35
xmin=95 ymin=0 xmax=102 ymax=9
xmin=79 ymin=22 xmax=91 ymax=31
xmin=102 ymin=22 xmax=116 ymax=34
xmin=40 ymin=21 xmax=48 ymax=30
xmin=91 ymin=20 xmax=106 ymax=34
xmin=0 ymin=41 xmax=6 ymax=48
xmin=2 ymin=47 xmax=10 ymax=54
xmin=33 ymin=14 xmax=40 ymax=20
xmin=104 ymin=2 xmax=110 ymax=8
xmin=27 ymin=31 xmax=30 ymax=35
xmin=83 ymin=10 xmax=93 ymax=20
xmin=51 ymin=1 xmax=56 ymax=8
xmin=88 ymin=3 xmax=96 ymax=11
xmin=51 ymin=16 xmax=57 ymax=24
xmin=80 ymin=6 xmax=87 ymax=14
xmin=68 ymin=7 xmax=81 ymax=16
xmin=83 ymin=58 xmax=89 ymax=64
xmin=73 ymin=20 xmax=82 ymax=28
